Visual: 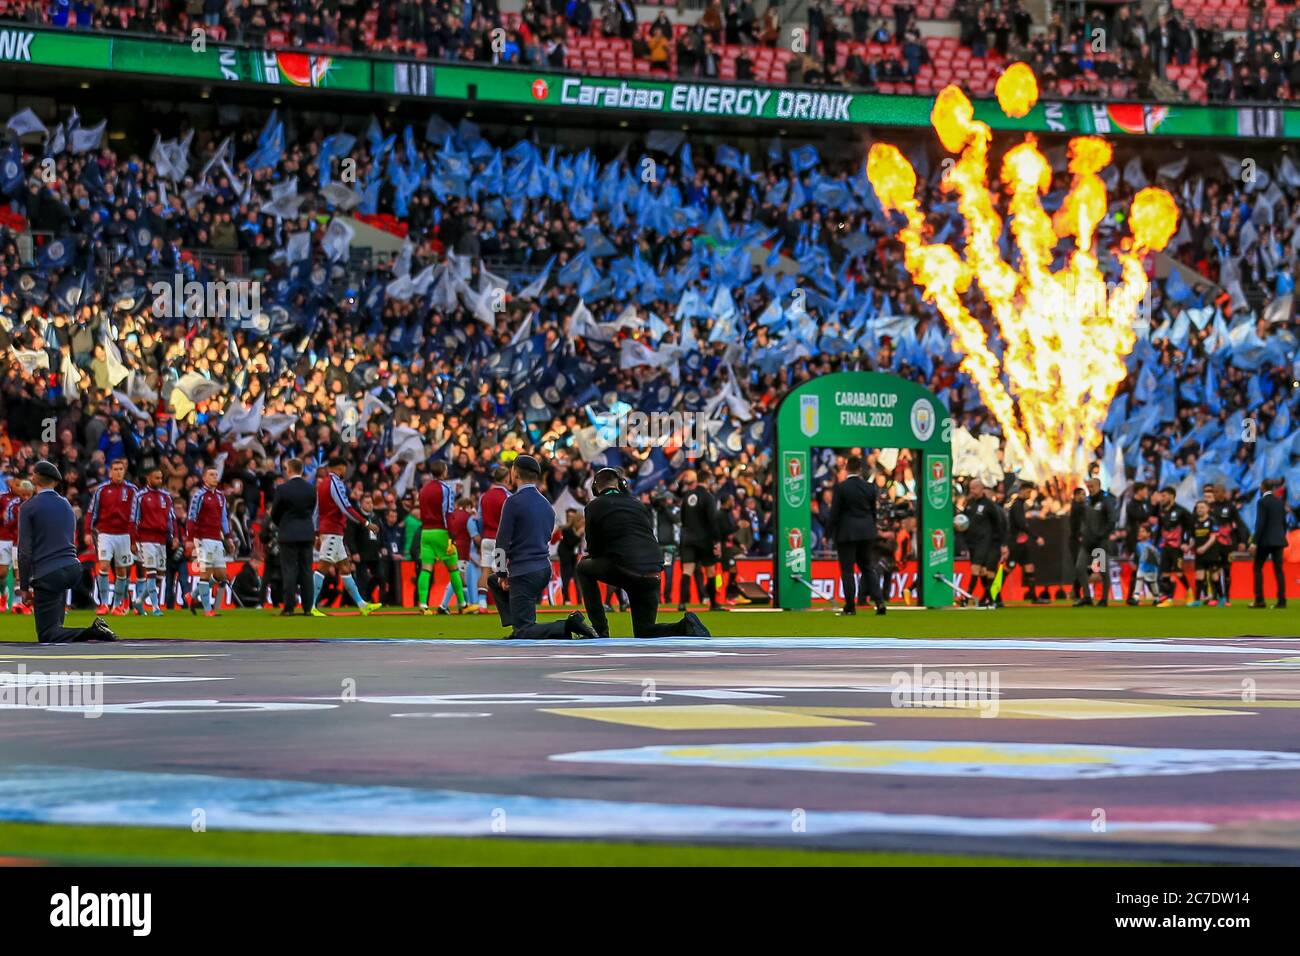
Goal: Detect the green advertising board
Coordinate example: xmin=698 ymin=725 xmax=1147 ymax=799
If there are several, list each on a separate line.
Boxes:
xmin=430 ymin=63 xmax=1300 ymax=139
xmin=4 ymin=25 xmax=1298 ymax=138
xmin=0 ymin=25 xmax=111 ymax=69
xmin=775 ymin=371 xmax=954 ymax=610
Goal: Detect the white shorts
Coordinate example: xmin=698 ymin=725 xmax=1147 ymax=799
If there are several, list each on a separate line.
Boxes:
xmin=97 ymin=533 xmax=134 ymax=566
xmin=0 ymin=540 xmax=13 ymax=566
xmin=317 ymin=533 xmax=349 ymax=565
xmin=196 ymin=538 xmax=227 ymax=572
xmin=138 ymin=541 xmax=167 ymax=572
xmin=480 ymin=537 xmax=497 ymax=570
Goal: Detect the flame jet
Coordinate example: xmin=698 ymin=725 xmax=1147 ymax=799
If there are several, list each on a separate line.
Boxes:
xmin=866 ymin=65 xmax=1179 ymax=485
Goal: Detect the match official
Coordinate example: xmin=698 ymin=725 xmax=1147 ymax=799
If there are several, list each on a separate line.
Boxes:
xmin=18 ymin=461 xmax=116 ymax=644
xmin=962 ymin=479 xmax=1007 ymax=607
xmin=485 ymin=455 xmax=597 ymax=639
xmin=577 ymin=468 xmax=711 ymax=639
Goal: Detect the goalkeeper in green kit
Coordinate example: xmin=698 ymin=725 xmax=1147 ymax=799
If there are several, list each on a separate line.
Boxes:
xmin=417 ymin=461 xmax=469 ymax=614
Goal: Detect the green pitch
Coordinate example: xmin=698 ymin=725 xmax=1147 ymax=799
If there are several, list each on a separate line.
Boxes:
xmin=0 ymin=821 xmax=1133 ymax=867
xmin=0 ymin=602 xmax=1295 ymax=642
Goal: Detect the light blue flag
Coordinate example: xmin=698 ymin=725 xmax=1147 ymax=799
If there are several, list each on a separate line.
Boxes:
xmin=812 ymin=179 xmax=851 ymax=209
xmin=1205 ymin=362 xmax=1221 ymax=413
xmin=790 ymin=145 xmax=820 ymax=172
xmin=715 ymin=145 xmax=743 ymax=171
xmin=1164 ymin=268 xmax=1194 ymax=304
xmin=246 ymin=114 xmax=284 ymax=171
xmin=1270 ymin=401 xmax=1292 ymax=441
xmin=789 ymin=178 xmax=808 ymax=209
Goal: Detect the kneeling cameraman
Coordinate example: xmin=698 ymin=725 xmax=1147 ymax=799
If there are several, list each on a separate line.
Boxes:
xmin=577 ymin=468 xmax=712 ymax=639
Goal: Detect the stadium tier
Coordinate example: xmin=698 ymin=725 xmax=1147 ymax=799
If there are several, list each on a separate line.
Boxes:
xmin=1 ymin=0 xmax=1297 ymax=104
xmin=2 ymin=64 xmax=1298 ymax=614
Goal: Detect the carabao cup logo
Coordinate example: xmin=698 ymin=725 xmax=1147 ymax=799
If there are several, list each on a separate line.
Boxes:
xmin=785 ymin=526 xmax=807 ymax=573
xmin=926 ymin=455 xmax=950 ymax=510
xmin=929 ymin=528 xmax=948 ymax=566
xmin=781 ymin=451 xmax=808 ymax=509
xmin=799 ymin=394 xmax=820 ymax=438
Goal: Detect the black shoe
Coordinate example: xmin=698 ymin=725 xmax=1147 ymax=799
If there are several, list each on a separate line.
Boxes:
xmin=1034 ymin=595 xmax=1051 ymax=604
xmin=1250 ymin=600 xmax=1268 ymax=608
xmin=1275 ymin=600 xmax=1288 ymax=609
xmin=677 ymin=604 xmax=687 ymax=612
xmin=875 ymin=603 xmax=887 ymax=616
xmin=81 ymin=618 xmax=117 ymax=643
xmin=1072 ymin=598 xmax=1093 ymax=607
xmin=436 ymin=606 xmax=450 ymax=615
xmin=1125 ymin=597 xmax=1139 ymax=606
xmin=188 ymin=596 xmax=197 ymax=615
xmin=1097 ymin=599 xmax=1108 ymax=607
xmin=708 ymin=603 xmax=724 ymax=613
xmin=837 ymin=606 xmax=856 ymax=616
xmin=566 ymin=611 xmax=598 ymax=640
xmin=279 ymin=609 xmax=295 ymax=617
xmin=683 ymin=611 xmax=712 ymax=638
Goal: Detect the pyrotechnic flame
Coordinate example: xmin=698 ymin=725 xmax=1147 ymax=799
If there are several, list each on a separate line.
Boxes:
xmin=995 ymin=62 xmax=1039 ymax=119
xmin=866 ymin=68 xmax=1179 ymax=486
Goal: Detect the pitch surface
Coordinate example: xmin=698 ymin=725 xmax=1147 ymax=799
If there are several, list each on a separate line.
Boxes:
xmin=3 ymin=636 xmax=1299 ymax=863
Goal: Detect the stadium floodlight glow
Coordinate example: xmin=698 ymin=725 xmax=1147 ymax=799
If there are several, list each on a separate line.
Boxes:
xmin=867 ymin=63 xmax=1179 ymax=489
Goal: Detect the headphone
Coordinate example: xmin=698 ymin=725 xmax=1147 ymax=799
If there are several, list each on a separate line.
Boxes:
xmin=595 ymin=467 xmax=630 ymax=496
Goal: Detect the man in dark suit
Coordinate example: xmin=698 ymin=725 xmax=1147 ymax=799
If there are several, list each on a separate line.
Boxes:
xmin=828 ymin=455 xmax=885 ymax=616
xmin=485 ymin=455 xmax=596 ymax=639
xmin=1251 ymin=478 xmax=1288 ymax=608
xmin=577 ymin=468 xmax=711 ymax=639
xmin=18 ymin=461 xmax=116 ymax=644
xmin=270 ymin=458 xmax=317 ymax=615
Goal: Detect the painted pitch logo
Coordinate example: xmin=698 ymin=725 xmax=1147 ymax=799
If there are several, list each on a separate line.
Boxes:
xmin=799 ymin=395 xmax=819 ymax=438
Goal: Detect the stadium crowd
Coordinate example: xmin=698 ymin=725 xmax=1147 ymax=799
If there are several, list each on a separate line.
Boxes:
xmin=2 ymin=88 xmax=1300 ymax=608
xmin=2 ymin=0 xmax=1300 ymax=103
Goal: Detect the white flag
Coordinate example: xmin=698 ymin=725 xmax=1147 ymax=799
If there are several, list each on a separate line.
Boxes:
xmin=69 ymin=119 xmax=107 ymax=154
xmin=5 ymin=108 xmax=46 ymax=139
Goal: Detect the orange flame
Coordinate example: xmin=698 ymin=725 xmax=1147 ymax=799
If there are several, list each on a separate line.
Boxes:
xmin=866 ymin=70 xmax=1179 ymax=486
xmin=995 ymin=62 xmax=1039 ymax=119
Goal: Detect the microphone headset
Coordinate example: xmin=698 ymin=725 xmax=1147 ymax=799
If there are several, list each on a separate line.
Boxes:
xmin=595 ymin=467 xmax=631 ymax=496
